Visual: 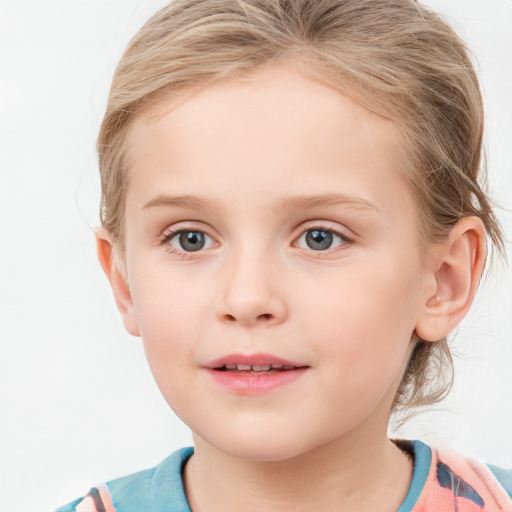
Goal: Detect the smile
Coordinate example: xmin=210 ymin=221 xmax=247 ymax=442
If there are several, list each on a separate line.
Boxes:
xmin=215 ymin=363 xmax=299 ymax=373
xmin=204 ymin=353 xmax=309 ymax=394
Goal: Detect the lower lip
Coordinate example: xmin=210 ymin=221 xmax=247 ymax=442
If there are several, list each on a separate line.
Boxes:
xmin=206 ymin=368 xmax=308 ymax=394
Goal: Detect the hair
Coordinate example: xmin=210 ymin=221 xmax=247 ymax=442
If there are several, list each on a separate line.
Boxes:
xmin=97 ymin=0 xmax=505 ymax=415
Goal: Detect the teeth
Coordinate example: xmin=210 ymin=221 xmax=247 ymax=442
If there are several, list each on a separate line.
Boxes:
xmin=219 ymin=363 xmax=296 ymax=371
xmin=251 ymin=365 xmax=271 ymax=371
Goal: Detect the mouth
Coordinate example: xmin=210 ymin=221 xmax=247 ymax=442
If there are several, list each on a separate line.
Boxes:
xmin=213 ymin=363 xmax=304 ymax=375
xmin=204 ymin=353 xmax=309 ymax=393
xmin=205 ymin=353 xmax=309 ymax=372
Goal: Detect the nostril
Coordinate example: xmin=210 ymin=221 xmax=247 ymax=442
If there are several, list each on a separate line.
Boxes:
xmin=222 ymin=312 xmax=273 ymax=323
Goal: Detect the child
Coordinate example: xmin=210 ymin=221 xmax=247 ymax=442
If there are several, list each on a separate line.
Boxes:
xmin=56 ymin=0 xmax=511 ymax=511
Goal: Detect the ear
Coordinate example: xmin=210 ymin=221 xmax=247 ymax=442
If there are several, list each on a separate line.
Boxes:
xmin=95 ymin=227 xmax=141 ymax=337
xmin=415 ymin=216 xmax=486 ymax=342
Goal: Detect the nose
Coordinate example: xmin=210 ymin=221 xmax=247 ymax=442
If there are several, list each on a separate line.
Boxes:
xmin=217 ymin=248 xmax=288 ymax=327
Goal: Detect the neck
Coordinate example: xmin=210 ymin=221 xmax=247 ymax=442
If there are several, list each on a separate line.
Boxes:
xmin=183 ymin=429 xmax=413 ymax=512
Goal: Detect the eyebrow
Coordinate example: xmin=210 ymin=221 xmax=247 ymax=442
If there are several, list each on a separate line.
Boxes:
xmin=143 ymin=194 xmax=219 ymax=210
xmin=277 ymin=193 xmax=380 ymax=213
xmin=142 ymin=193 xmax=380 ymax=213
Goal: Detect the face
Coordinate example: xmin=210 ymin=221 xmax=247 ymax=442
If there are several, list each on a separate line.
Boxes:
xmin=119 ymin=63 xmax=433 ymax=461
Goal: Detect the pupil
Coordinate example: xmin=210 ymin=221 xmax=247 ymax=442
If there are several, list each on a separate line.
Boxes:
xmin=179 ymin=231 xmax=205 ymax=252
xmin=306 ymin=230 xmax=332 ymax=250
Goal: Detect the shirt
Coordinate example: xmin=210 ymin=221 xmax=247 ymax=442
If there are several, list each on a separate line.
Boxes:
xmin=55 ymin=440 xmax=512 ymax=512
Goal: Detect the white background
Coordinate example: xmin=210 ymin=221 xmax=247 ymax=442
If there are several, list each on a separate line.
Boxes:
xmin=0 ymin=1 xmax=511 ymax=511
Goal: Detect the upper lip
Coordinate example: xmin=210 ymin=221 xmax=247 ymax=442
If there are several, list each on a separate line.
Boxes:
xmin=204 ymin=353 xmax=309 ymax=369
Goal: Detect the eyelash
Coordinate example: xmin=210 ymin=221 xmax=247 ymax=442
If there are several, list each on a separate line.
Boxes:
xmin=158 ymin=224 xmax=353 ymax=258
xmin=158 ymin=227 xmax=214 ymax=259
xmin=294 ymin=225 xmax=353 ymax=253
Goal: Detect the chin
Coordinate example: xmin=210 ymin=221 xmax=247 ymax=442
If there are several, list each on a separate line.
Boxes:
xmin=218 ymin=440 xmax=307 ymax=462
xmin=195 ymin=423 xmax=329 ymax=463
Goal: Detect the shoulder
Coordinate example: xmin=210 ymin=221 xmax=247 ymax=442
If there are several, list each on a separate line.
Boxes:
xmin=55 ymin=485 xmax=116 ymax=512
xmin=409 ymin=440 xmax=512 ymax=511
xmin=486 ymin=463 xmax=512 ymax=499
xmin=55 ymin=447 xmax=194 ymax=512
xmin=434 ymin=445 xmax=512 ymax=502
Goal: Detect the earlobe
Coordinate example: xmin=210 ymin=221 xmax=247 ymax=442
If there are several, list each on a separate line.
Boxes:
xmin=415 ymin=216 xmax=486 ymax=342
xmin=95 ymin=227 xmax=141 ymax=337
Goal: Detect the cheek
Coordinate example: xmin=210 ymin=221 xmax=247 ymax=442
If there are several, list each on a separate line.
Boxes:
xmin=132 ymin=262 xmax=208 ymax=330
xmin=134 ymin=285 xmax=204 ymax=416
xmin=303 ymin=255 xmax=420 ymax=333
xmin=300 ymin=257 xmax=421 ymax=387
xmin=130 ymin=271 xmax=210 ymax=375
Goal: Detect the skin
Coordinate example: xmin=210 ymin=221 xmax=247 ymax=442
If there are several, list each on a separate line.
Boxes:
xmin=96 ymin=63 xmax=486 ymax=511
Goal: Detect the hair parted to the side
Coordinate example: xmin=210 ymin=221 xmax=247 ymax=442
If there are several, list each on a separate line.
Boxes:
xmin=97 ymin=0 xmax=505 ymax=415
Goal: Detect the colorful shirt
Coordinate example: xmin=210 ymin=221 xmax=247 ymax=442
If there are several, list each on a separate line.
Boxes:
xmin=55 ymin=440 xmax=512 ymax=512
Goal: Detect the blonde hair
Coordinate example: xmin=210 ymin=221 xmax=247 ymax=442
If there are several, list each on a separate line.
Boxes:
xmin=97 ymin=0 xmax=505 ymax=414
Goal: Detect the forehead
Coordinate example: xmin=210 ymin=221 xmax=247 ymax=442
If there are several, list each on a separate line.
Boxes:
xmin=124 ymin=63 xmax=414 ymax=221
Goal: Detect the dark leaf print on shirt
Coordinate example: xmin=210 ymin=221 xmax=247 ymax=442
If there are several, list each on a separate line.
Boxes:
xmin=437 ymin=461 xmax=485 ymax=509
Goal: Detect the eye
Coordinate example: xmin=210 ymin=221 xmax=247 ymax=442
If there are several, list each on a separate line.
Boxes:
xmin=296 ymin=228 xmax=349 ymax=251
xmin=165 ymin=229 xmax=214 ymax=253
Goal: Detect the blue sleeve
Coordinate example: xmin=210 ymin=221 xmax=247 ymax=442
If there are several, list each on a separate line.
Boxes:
xmin=487 ymin=464 xmax=512 ymax=499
